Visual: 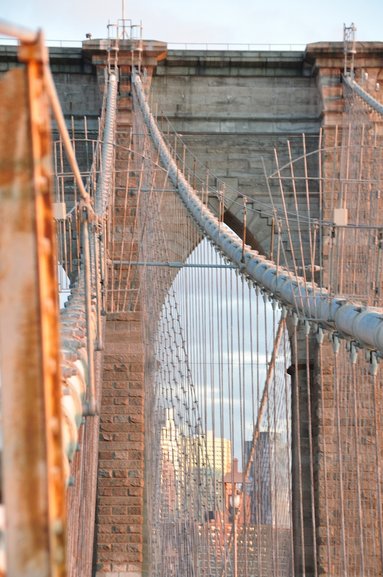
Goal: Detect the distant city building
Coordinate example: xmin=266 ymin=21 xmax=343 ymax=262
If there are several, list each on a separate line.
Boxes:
xmin=185 ymin=431 xmax=232 ymax=514
xmin=159 ymin=413 xmax=233 ymax=520
xmin=199 ymin=431 xmax=232 ymax=475
xmin=245 ymin=431 xmax=290 ymax=528
xmin=160 ymin=408 xmax=180 ymax=516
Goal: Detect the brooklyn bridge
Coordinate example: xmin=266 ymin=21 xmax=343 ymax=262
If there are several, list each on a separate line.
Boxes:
xmin=1 ymin=19 xmax=383 ymax=577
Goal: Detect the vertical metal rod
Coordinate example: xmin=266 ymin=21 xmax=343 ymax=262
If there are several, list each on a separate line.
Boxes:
xmin=375 ymin=229 xmax=383 ymax=306
xmin=99 ymin=230 xmax=106 ymax=315
xmin=182 ymin=143 xmax=186 ymax=174
xmin=122 ymin=0 xmax=125 ymax=34
xmin=173 ymin=132 xmax=177 ymax=162
xmin=233 ymin=513 xmax=238 ymax=577
xmin=94 ymin=226 xmax=103 ymax=350
xmin=204 ymin=166 xmax=209 ymax=206
xmin=372 ymin=370 xmax=383 ymax=571
xmin=44 ymin=64 xmax=91 ymax=206
xmin=68 ymin=216 xmax=73 ymax=277
xmin=61 ymin=204 xmax=69 ymax=287
xmin=242 ymin=197 xmax=247 ymax=262
xmin=318 ymin=127 xmax=324 ymax=296
xmin=287 ymin=139 xmax=307 ymax=279
xmin=301 ymin=134 xmax=316 ymax=298
xmin=328 ymin=225 xmax=336 ymax=296
xmin=269 ymin=216 xmax=275 ymax=260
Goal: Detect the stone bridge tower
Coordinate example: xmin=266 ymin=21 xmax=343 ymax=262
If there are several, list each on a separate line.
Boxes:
xmin=2 ymin=37 xmax=383 ymax=577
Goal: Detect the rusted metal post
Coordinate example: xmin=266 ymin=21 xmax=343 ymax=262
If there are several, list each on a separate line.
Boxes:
xmin=0 ymin=31 xmax=66 ymax=577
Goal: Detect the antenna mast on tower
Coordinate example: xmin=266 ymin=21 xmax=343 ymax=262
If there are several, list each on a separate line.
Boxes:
xmin=343 ymin=22 xmax=356 ymax=77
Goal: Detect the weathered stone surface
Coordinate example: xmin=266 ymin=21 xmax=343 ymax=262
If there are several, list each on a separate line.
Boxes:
xmin=3 ymin=39 xmax=383 ymax=577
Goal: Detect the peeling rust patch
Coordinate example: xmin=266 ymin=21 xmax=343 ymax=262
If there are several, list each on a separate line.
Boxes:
xmin=0 ymin=39 xmax=66 ymax=577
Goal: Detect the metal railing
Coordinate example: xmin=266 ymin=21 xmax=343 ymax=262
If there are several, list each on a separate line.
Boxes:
xmin=0 ymin=36 xmax=307 ymax=52
xmin=0 ymin=35 xmax=84 ymax=47
xmin=167 ymin=42 xmax=307 ymax=51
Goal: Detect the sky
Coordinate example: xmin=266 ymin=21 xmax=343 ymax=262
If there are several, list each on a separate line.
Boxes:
xmin=1 ymin=0 xmax=383 ymax=47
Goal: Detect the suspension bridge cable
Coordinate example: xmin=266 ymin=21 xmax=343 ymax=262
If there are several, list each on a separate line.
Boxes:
xmin=132 ymin=71 xmax=383 ymax=355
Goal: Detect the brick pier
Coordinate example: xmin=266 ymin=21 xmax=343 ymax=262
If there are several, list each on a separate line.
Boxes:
xmin=95 ymin=312 xmax=145 ymax=577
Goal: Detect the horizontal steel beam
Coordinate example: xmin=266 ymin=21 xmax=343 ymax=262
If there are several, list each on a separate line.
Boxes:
xmin=112 ymin=260 xmax=236 ymax=268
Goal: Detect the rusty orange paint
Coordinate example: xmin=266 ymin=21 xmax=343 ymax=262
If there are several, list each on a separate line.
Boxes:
xmin=0 ymin=33 xmax=67 ymax=577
